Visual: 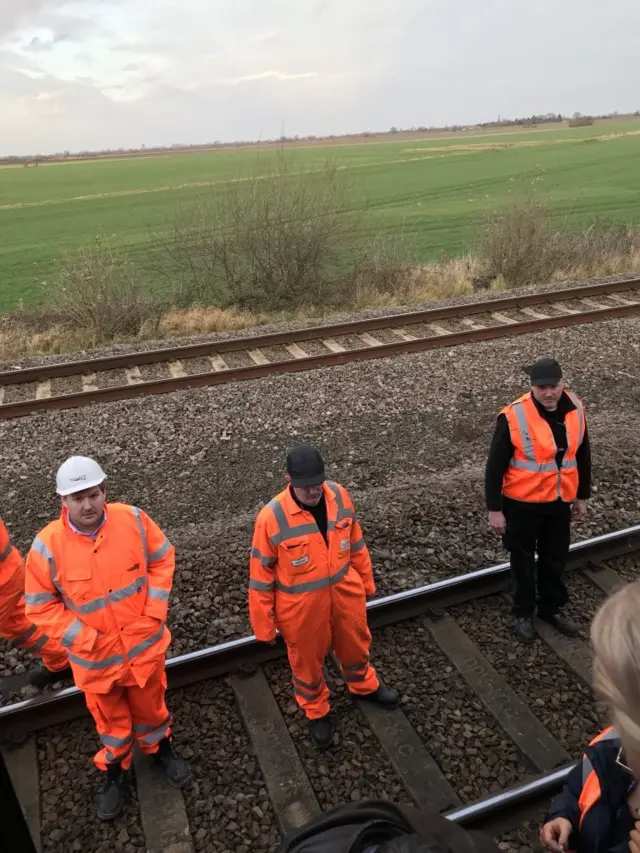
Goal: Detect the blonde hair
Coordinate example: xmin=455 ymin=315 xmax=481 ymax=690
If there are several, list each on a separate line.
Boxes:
xmin=591 ymin=579 xmax=640 ymax=759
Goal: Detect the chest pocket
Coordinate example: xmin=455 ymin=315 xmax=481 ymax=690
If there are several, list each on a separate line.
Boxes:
xmin=282 ymin=537 xmax=312 ymax=575
xmin=66 ymin=564 xmax=92 ymax=582
xmin=335 ymin=519 xmax=352 ymax=553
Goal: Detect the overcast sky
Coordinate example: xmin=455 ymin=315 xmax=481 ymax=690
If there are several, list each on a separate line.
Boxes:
xmin=1 ymin=0 xmax=639 ymax=155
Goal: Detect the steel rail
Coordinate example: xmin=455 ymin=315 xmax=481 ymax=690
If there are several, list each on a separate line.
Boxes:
xmin=2 ymin=300 xmax=640 ymax=420
xmin=1 ymin=277 xmax=638 ymax=386
xmin=0 ymin=524 xmax=637 ymax=739
xmin=446 ymin=764 xmax=574 ymax=831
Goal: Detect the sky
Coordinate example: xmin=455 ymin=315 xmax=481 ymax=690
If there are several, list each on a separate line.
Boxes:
xmin=1 ymin=0 xmax=639 ymax=155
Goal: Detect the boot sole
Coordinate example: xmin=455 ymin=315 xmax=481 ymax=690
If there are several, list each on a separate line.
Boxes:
xmin=97 ymin=802 xmax=124 ymax=821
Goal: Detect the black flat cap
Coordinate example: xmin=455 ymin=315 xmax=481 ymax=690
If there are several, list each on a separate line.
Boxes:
xmin=524 ymin=358 xmax=563 ymax=386
xmin=287 ymin=445 xmax=326 ymax=487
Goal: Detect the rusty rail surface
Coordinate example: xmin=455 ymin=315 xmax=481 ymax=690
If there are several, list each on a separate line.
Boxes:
xmin=1 ymin=277 xmax=639 ymax=420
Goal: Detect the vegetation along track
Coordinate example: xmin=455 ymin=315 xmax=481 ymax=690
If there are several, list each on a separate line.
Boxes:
xmin=1 ymin=278 xmax=640 ymax=420
xmin=1 ymin=525 xmax=638 ymax=852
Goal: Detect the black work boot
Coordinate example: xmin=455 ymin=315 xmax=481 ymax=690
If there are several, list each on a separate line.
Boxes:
xmin=155 ymin=738 xmax=192 ymax=788
xmin=514 ymin=617 xmax=536 ymax=643
xmin=96 ymin=763 xmax=126 ymax=821
xmin=28 ymin=665 xmax=73 ymax=689
xmin=353 ymin=683 xmax=400 ymax=708
xmin=539 ymin=612 xmax=579 ymax=637
xmin=309 ymin=713 xmax=335 ymax=749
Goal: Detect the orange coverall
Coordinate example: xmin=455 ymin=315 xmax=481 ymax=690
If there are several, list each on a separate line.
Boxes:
xmin=25 ymin=503 xmax=175 ymax=771
xmin=249 ymin=481 xmax=379 ymax=719
xmin=0 ymin=518 xmax=67 ymax=672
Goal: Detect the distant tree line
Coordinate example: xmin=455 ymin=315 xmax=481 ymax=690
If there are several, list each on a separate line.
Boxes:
xmin=2 ymin=109 xmax=638 ymax=165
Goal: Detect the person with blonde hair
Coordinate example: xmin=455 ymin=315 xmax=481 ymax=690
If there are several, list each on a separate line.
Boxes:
xmin=540 ymin=580 xmax=640 ymax=853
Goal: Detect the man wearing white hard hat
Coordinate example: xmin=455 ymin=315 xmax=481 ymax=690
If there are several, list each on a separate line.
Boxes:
xmin=25 ymin=456 xmax=191 ymax=821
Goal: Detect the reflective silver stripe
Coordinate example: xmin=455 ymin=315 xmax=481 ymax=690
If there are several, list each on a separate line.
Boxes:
xmin=350 ymin=538 xmax=365 ymax=554
xmin=0 ymin=541 xmax=12 ymax=562
xmin=66 ymin=595 xmax=107 ymax=615
xmin=275 ymin=560 xmax=350 ymax=595
xmin=67 ymin=650 xmax=126 ymax=670
xmin=64 ymin=577 xmax=147 ymax=614
xmin=267 ymin=498 xmax=318 ymax=546
xmin=148 ymin=539 xmax=171 ymax=562
xmin=31 ymin=536 xmax=59 ymax=590
xmin=140 ymin=724 xmax=171 ymax=746
xmin=109 ymin=576 xmax=147 ymax=604
xmin=510 ymin=459 xmax=558 ymax=473
xmin=13 ymin=624 xmax=38 ymax=646
xmin=100 ymin=733 xmax=133 ymax=748
xmin=293 ymin=675 xmax=323 ymax=691
xmin=294 ymin=684 xmax=323 ymax=701
xmin=249 ymin=578 xmax=275 ymax=592
xmin=105 ymin=743 xmax=133 ymax=763
xmin=582 ymin=755 xmax=594 ymax=786
xmin=251 ymin=547 xmax=277 ymax=568
xmin=511 ymin=401 xmax=536 ymax=462
xmin=61 ymin=618 xmax=84 ymax=649
xmin=25 ymin=591 xmax=58 ymax=606
xmin=131 ymin=506 xmax=148 ymax=563
xmin=343 ymin=670 xmax=368 ymax=682
xmin=342 ymin=660 xmax=368 ymax=672
xmin=326 ymin=481 xmax=354 ymax=522
xmin=26 ymin=635 xmax=48 ymax=653
xmin=562 ymin=459 xmax=578 ymax=470
xmin=566 ymin=391 xmax=585 ymax=444
xmin=148 ymin=586 xmax=169 ymax=602
xmin=127 ymin=624 xmax=165 ymax=661
xmin=133 ymin=723 xmax=157 ymax=734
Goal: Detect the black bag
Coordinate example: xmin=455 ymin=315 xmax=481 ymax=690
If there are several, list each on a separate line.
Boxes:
xmin=276 ymin=800 xmax=500 ymax=853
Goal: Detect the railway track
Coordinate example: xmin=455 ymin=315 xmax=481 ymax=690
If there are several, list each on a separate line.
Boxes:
xmin=1 ymin=277 xmax=639 ymax=420
xmin=2 ymin=525 xmax=638 ymax=853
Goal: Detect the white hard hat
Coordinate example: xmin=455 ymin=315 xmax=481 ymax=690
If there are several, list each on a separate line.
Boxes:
xmin=56 ymin=456 xmax=107 ymax=496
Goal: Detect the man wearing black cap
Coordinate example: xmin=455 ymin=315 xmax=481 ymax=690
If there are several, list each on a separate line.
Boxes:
xmin=485 ymin=358 xmax=591 ymax=643
xmin=249 ymin=445 xmax=398 ymax=748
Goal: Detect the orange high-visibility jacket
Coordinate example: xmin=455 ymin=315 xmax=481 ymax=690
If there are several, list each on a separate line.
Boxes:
xmin=0 ymin=518 xmax=41 ymax=651
xmin=500 ymin=391 xmax=585 ymax=503
xmin=577 ymin=726 xmax=619 ymax=828
xmin=249 ymin=481 xmax=374 ymax=642
xmin=25 ymin=503 xmax=174 ymax=693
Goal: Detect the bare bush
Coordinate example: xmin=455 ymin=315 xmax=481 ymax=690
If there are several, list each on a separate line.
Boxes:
xmin=151 ymin=152 xmax=361 ymax=312
xmin=476 ymin=195 xmax=561 ymax=287
xmin=48 ymin=234 xmax=165 ymax=343
xmin=477 ymin=196 xmax=640 ymax=288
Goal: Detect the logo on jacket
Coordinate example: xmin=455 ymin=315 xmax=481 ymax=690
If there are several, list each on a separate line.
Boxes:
xmin=291 ymin=556 xmax=309 ymax=567
xmin=127 ymin=563 xmax=140 ymax=572
xmin=340 ymin=539 xmax=349 ymax=551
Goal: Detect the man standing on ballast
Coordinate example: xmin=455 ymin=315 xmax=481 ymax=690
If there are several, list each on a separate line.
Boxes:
xmin=485 ymin=358 xmax=591 ymax=643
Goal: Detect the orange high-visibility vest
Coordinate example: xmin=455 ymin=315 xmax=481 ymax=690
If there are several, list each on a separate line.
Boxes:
xmin=500 ymin=391 xmax=585 ymax=503
xmin=249 ymin=481 xmax=374 ymax=642
xmin=25 ymin=503 xmax=174 ymax=693
xmin=577 ymin=727 xmax=619 ymax=828
xmin=0 ymin=519 xmax=39 ymax=649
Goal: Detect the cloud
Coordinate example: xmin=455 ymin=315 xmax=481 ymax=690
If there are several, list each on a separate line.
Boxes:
xmin=0 ymin=0 xmax=640 ymax=155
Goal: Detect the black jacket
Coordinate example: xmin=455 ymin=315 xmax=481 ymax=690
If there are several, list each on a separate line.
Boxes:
xmin=485 ymin=391 xmax=592 ymax=511
xmin=546 ymin=731 xmax=633 ymax=853
xmin=276 ymin=800 xmax=500 ymax=853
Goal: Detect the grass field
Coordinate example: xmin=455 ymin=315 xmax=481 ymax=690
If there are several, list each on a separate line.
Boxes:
xmin=1 ymin=118 xmax=640 ymax=311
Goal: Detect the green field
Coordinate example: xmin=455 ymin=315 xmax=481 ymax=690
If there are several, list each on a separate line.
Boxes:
xmin=2 ymin=119 xmax=640 ymax=310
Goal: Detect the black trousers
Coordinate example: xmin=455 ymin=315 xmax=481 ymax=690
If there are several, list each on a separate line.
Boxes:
xmin=502 ymin=498 xmax=571 ymax=618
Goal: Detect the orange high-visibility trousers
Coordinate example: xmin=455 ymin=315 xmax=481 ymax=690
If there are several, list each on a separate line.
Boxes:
xmin=0 ymin=560 xmax=68 ymax=673
xmin=84 ymin=664 xmax=172 ymax=771
xmin=278 ymin=571 xmax=379 ymax=719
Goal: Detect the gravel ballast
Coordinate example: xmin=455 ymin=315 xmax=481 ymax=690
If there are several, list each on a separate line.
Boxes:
xmin=372 ymin=623 xmax=532 ymax=801
xmin=0 ymin=313 xmax=638 ymax=673
xmin=36 ymin=719 xmax=143 ymax=853
xmin=451 ymin=595 xmax=607 ymax=758
xmin=174 ymin=681 xmax=281 ymax=853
